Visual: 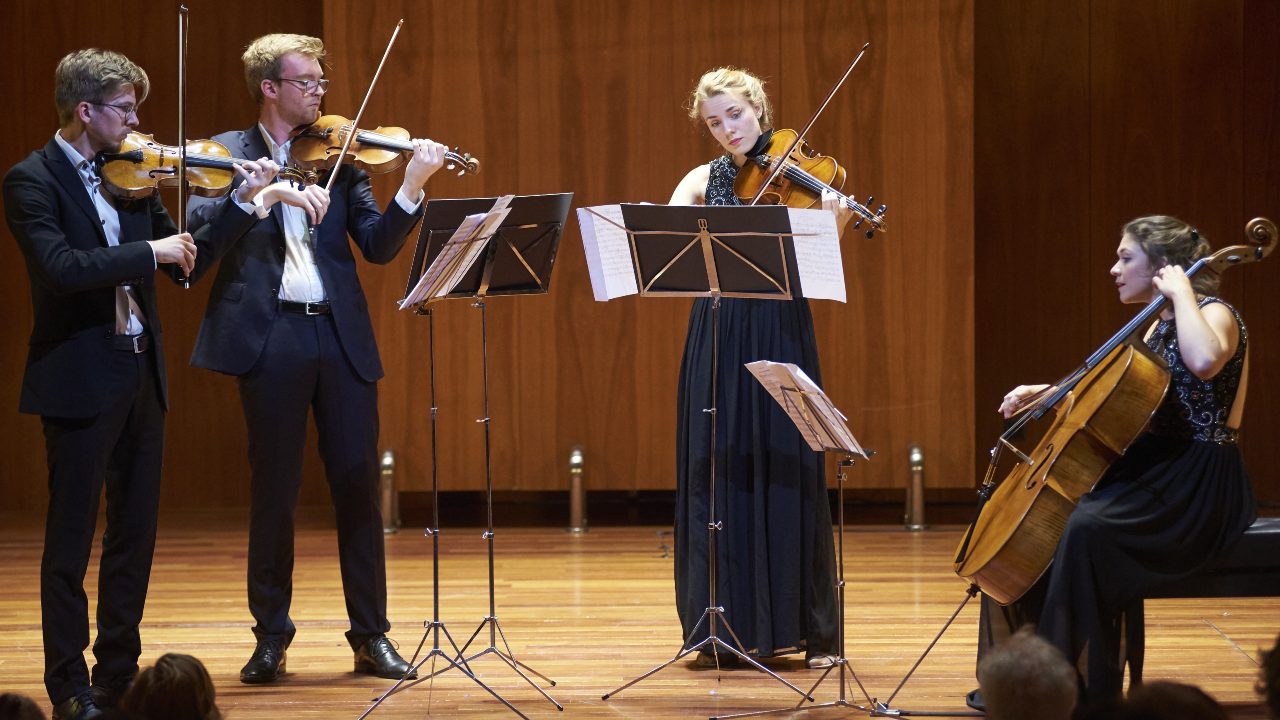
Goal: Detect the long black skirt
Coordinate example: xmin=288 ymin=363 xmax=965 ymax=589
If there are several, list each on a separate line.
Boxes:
xmin=673 ymin=296 xmax=838 ymax=658
xmin=1037 ymin=432 xmax=1256 ymax=702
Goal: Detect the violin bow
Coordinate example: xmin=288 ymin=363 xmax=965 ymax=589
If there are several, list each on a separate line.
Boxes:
xmin=323 ymin=19 xmax=404 ymax=193
xmin=747 ymin=42 xmax=870 ymax=207
xmin=177 ymin=4 xmax=190 ymax=287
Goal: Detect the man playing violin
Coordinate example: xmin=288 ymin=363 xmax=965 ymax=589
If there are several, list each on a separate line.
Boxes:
xmin=3 ymin=49 xmax=275 ymax=720
xmin=185 ymin=32 xmax=448 ymax=684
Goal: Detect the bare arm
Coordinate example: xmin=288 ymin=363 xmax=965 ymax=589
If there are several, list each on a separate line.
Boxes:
xmin=669 ymin=164 xmax=710 ymax=205
xmin=1153 ymin=266 xmax=1239 ymax=379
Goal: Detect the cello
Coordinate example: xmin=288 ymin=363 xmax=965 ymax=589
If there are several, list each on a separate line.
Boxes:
xmin=955 ymin=217 xmax=1277 ymax=605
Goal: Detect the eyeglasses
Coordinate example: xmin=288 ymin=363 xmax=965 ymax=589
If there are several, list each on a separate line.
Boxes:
xmin=91 ymin=101 xmax=139 ymax=119
xmin=271 ymin=77 xmax=330 ymax=95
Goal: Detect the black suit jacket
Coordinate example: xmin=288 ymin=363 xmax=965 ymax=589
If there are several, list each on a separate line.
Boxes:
xmin=3 ymin=136 xmax=257 ymax=418
xmin=186 ymin=127 xmax=423 ymax=381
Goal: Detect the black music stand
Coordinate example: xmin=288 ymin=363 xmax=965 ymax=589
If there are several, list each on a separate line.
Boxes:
xmin=590 ymin=203 xmax=833 ymax=708
xmin=364 ymin=193 xmax=572 ymax=720
xmin=715 ymin=360 xmax=875 ymax=720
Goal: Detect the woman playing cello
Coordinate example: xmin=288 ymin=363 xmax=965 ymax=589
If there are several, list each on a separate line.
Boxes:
xmin=999 ymin=216 xmax=1258 ymax=706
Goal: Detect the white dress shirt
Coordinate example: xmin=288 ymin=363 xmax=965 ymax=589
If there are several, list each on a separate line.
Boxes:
xmin=242 ymin=124 xmax=423 ymax=303
xmin=54 ymin=131 xmax=152 ymax=336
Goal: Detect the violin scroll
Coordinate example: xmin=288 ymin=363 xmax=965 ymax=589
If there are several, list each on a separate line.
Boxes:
xmin=446 ymin=148 xmax=480 ymax=176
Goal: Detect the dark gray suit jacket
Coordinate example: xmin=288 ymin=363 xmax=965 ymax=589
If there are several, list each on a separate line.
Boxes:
xmin=186 ymin=127 xmax=423 ymax=381
xmin=4 ymin=136 xmax=256 ymax=417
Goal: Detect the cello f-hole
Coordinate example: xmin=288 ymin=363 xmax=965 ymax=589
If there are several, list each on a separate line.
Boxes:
xmin=1025 ymin=444 xmax=1053 ymax=489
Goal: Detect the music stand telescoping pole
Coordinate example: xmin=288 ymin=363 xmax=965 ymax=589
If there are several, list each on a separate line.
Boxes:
xmin=360 ymin=193 xmax=573 ymax=719
xmin=359 ymin=300 xmax=516 ymax=719
xmin=579 ymin=203 xmax=845 ymax=707
xmin=422 ymin=193 xmax=573 ymax=712
xmin=714 ymin=361 xmax=875 ymax=720
xmin=360 ymin=195 xmax=529 ymax=719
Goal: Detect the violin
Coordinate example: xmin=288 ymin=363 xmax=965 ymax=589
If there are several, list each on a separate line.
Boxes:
xmin=290 ymin=114 xmax=480 ymax=177
xmin=96 ymin=131 xmax=316 ymax=200
xmin=734 ymin=128 xmax=887 ymax=238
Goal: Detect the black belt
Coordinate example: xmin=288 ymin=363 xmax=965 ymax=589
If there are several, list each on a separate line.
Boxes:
xmin=279 ymin=300 xmax=332 ymax=315
xmin=111 ymin=333 xmax=150 ymax=354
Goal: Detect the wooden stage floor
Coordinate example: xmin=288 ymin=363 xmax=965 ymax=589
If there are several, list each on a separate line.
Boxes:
xmin=0 ymin=512 xmax=1274 ymax=718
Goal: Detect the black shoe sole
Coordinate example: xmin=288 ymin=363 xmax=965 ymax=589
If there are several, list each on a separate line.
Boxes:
xmin=354 ymin=663 xmax=418 ymax=680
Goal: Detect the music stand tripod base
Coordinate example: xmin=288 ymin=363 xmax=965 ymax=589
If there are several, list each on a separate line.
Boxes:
xmin=366 ymin=194 xmax=573 ymax=718
xmin=600 ymin=204 xmax=822 ymax=710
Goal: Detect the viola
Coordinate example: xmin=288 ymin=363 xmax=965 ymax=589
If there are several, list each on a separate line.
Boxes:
xmin=733 ymin=128 xmax=887 ymax=238
xmin=954 ymin=217 xmax=1278 ymax=605
xmin=290 ymin=114 xmax=480 ymax=177
xmin=96 ymin=131 xmax=317 ymax=200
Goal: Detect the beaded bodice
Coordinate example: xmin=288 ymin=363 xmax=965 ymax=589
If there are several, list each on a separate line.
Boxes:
xmin=1145 ymin=298 xmax=1247 ymax=444
xmin=705 ymin=155 xmax=742 ymax=206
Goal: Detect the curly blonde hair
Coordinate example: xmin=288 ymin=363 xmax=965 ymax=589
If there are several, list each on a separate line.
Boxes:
xmin=242 ymin=33 xmax=326 ymax=104
xmin=687 ymin=67 xmax=772 ymax=128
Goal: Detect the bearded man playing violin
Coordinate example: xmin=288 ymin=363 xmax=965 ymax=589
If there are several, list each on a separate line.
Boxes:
xmin=184 ymin=32 xmax=448 ymax=685
xmin=3 ymin=49 xmax=277 ymax=720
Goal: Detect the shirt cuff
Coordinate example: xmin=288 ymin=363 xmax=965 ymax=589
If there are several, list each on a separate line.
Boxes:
xmin=249 ymin=191 xmax=271 ymax=219
xmin=395 ymin=187 xmax=424 ymax=213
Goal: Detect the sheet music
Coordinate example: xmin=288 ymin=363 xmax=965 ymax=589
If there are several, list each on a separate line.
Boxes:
xmin=399 ymin=195 xmax=513 ymax=308
xmin=786 ymin=208 xmax=846 ymax=303
xmin=745 ymin=360 xmax=867 ymax=456
xmin=577 ymin=204 xmax=639 ymax=301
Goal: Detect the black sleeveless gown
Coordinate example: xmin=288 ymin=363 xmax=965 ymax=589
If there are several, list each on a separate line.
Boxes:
xmin=673 ymin=155 xmax=839 ymax=659
xmin=1036 ymin=298 xmax=1257 ymax=703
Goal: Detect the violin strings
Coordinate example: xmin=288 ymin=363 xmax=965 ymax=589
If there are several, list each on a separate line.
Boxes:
xmin=779 ymin=163 xmax=877 ymax=222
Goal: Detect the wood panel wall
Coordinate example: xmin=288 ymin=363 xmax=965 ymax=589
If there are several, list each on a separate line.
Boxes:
xmin=0 ymin=0 xmax=330 ymax=512
xmin=3 ymin=0 xmax=1275 ymax=515
xmin=1 ymin=0 xmax=974 ymax=512
xmin=974 ymin=0 xmax=1280 ymax=506
xmin=334 ymin=0 xmax=975 ymax=497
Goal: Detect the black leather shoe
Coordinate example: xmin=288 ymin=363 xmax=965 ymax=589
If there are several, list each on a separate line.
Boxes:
xmin=240 ymin=636 xmax=289 ymax=684
xmin=52 ymin=691 xmax=103 ymax=720
xmin=88 ymin=678 xmax=129 ymax=710
xmin=966 ymin=688 xmax=986 ymax=711
xmin=354 ymin=635 xmax=417 ymax=679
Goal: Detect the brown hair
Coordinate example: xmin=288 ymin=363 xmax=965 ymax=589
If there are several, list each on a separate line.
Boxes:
xmin=242 ymin=33 xmax=326 ymax=104
xmin=1121 ymin=681 xmax=1228 ymax=720
xmin=1122 ymin=215 xmax=1218 ymax=296
xmin=0 ymin=693 xmax=46 ymax=720
xmin=687 ymin=67 xmax=772 ymax=128
xmin=977 ymin=628 xmax=1078 ymax=720
xmin=119 ymin=653 xmax=221 ymax=720
xmin=1260 ymin=633 xmax=1280 ymax=719
xmin=54 ymin=49 xmax=149 ymax=127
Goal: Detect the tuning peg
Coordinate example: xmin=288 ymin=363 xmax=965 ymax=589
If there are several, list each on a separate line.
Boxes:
xmin=853 ymin=219 xmax=863 ymax=229
xmin=865 ymin=229 xmax=876 ymax=239
xmin=877 ymin=204 xmax=887 ymax=215
xmin=865 ymin=195 xmax=874 ymax=207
